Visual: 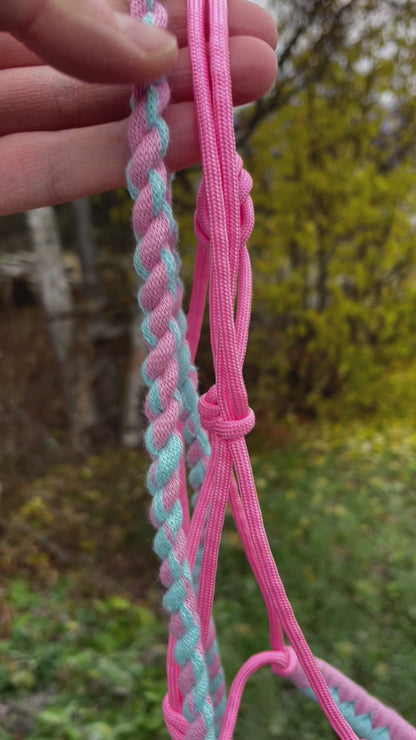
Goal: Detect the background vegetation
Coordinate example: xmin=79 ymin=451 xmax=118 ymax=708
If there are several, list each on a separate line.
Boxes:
xmin=1 ymin=0 xmax=416 ymax=737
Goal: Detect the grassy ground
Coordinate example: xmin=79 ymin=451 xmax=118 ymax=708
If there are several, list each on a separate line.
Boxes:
xmin=1 ymin=422 xmax=416 ymax=739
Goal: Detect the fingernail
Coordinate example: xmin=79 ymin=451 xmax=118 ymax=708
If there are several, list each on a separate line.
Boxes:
xmin=115 ymin=12 xmax=177 ymax=57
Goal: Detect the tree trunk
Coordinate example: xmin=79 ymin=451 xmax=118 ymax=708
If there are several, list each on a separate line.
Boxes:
xmin=121 ymin=311 xmax=146 ymax=448
xmin=73 ymin=198 xmax=105 ymax=304
xmin=26 ymin=206 xmax=96 ymax=450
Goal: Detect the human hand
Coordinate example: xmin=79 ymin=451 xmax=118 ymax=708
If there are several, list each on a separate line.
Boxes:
xmin=0 ymin=0 xmax=277 ymax=215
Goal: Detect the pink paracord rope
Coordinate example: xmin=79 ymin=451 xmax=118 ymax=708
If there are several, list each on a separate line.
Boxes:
xmin=183 ymin=0 xmax=358 ymax=737
xmin=128 ymin=0 xmax=416 ymax=738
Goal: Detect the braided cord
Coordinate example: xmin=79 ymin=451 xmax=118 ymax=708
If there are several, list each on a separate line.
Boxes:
xmin=302 ymin=688 xmax=391 ymax=740
xmin=293 ymin=657 xmax=416 ymax=740
xmin=127 ymin=2 xmax=217 ymax=737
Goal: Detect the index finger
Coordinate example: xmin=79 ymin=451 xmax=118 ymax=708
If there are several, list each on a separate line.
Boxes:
xmin=165 ymin=0 xmax=277 ymax=49
xmin=0 ymin=0 xmax=178 ymax=83
xmin=0 ymin=0 xmax=277 ymax=71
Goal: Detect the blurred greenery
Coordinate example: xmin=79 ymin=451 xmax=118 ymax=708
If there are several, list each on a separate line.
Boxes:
xmin=0 ymin=582 xmax=167 ymax=739
xmin=1 ymin=424 xmax=416 ymax=738
xmin=243 ymin=51 xmax=416 ymax=419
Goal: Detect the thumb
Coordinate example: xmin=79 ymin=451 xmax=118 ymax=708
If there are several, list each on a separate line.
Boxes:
xmin=0 ymin=0 xmax=178 ymax=83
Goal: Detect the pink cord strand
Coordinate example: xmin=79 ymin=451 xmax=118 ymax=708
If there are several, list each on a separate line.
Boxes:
xmin=186 ymin=0 xmax=360 ymax=737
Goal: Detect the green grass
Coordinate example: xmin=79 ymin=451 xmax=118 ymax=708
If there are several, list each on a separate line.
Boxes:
xmin=216 ymin=425 xmax=416 ymax=736
xmin=0 ymin=584 xmax=168 ymax=739
xmin=1 ymin=423 xmax=416 ymax=738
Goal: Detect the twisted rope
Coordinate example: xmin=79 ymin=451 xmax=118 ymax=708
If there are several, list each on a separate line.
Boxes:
xmin=127 ymin=2 xmax=218 ymax=737
xmin=293 ymin=658 xmax=416 ymax=740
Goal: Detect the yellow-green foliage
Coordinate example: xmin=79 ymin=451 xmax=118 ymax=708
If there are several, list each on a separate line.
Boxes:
xmin=242 ymin=53 xmax=416 ymax=420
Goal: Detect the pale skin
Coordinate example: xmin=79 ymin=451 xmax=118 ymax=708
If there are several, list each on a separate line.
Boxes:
xmin=0 ymin=0 xmax=278 ymax=216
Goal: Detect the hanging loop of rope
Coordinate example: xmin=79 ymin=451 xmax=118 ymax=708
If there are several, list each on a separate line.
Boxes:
xmin=187 ymin=2 xmax=360 ymax=737
xmin=127 ymin=1 xmax=416 ymax=739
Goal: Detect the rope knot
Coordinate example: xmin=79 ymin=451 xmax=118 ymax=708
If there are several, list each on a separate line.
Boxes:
xmin=194 ymin=155 xmax=254 ymax=250
xmin=271 ymin=646 xmax=298 ymax=678
xmin=199 ymin=388 xmax=255 ymax=442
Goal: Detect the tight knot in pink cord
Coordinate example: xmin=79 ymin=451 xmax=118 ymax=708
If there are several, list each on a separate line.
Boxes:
xmin=270 ymin=645 xmax=298 ymax=678
xmin=194 ymin=156 xmax=255 ymax=250
xmin=199 ymin=387 xmax=255 ymax=441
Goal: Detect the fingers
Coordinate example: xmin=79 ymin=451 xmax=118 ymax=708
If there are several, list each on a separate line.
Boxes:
xmin=0 ymin=0 xmax=278 ymax=215
xmin=0 ymin=67 xmax=131 ymax=135
xmin=171 ymin=36 xmax=277 ymax=104
xmin=165 ymin=102 xmax=199 ymax=172
xmin=0 ymin=121 xmax=130 ymax=216
xmin=0 ymin=36 xmax=276 ymax=136
xmin=0 ymin=0 xmax=178 ymax=84
xmin=0 ymin=0 xmax=277 ymax=71
xmin=0 ymin=32 xmax=42 ymax=69
xmin=165 ymin=0 xmax=278 ymax=50
xmin=0 ymin=103 xmax=201 ymax=216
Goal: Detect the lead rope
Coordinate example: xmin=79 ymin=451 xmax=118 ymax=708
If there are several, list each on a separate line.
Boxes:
xmin=186 ymin=1 xmax=357 ymax=738
xmin=127 ymin=1 xmax=416 ymax=739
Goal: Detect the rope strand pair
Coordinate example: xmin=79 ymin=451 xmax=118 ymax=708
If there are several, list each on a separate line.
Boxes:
xmin=127 ymin=1 xmax=416 ymax=739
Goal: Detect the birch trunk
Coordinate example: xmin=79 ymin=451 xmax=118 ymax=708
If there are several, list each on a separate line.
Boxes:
xmin=26 ymin=206 xmax=96 ymax=449
xmin=73 ymin=198 xmax=105 ymax=304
